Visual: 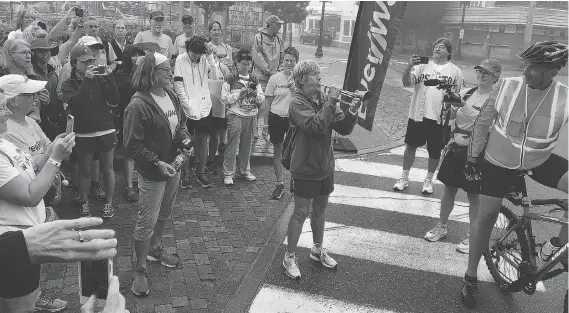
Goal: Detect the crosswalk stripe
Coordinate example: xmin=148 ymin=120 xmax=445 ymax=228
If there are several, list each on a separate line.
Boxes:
xmin=335 ymin=159 xmax=441 ymax=184
xmin=249 ymin=284 xmax=401 ymax=313
xmin=330 ymin=184 xmax=471 ymax=223
xmin=386 ymin=146 xmax=431 ymax=159
xmin=284 ymin=219 xmax=495 ymax=282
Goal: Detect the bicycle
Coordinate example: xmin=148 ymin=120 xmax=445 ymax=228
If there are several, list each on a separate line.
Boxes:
xmin=483 ymin=179 xmax=568 ymax=312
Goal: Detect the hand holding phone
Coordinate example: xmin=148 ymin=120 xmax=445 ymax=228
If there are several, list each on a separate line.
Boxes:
xmin=79 ymin=258 xmax=113 ymax=308
xmin=74 ymin=7 xmax=84 ymax=17
xmin=419 ymin=56 xmax=430 ymax=64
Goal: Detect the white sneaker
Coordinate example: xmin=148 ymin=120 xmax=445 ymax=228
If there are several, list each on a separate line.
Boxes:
xmin=283 ymin=252 xmax=301 ymax=280
xmin=393 ymin=177 xmax=409 ymax=191
xmin=424 ymin=222 xmax=448 ymax=242
xmin=238 ymin=172 xmax=257 ymax=181
xmin=422 ymin=178 xmax=434 ymax=194
xmin=456 ymin=233 xmax=470 ymax=254
xmin=310 ymin=246 xmax=338 ymax=268
xmin=224 ymin=176 xmax=234 ymax=186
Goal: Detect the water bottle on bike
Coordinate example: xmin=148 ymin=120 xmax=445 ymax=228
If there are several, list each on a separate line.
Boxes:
xmin=539 ymin=236 xmax=563 ymax=261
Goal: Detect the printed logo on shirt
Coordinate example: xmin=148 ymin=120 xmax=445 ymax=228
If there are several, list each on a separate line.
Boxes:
xmin=29 ymin=141 xmax=43 ymax=153
xmin=164 ymin=109 xmax=177 ymax=118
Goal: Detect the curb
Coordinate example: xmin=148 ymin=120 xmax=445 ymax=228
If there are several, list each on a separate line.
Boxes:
xmin=223 ymin=200 xmax=296 ymax=313
xmin=225 ymin=138 xmax=406 ymax=312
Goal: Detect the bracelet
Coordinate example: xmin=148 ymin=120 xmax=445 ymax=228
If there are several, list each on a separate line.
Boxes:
xmin=47 ymin=158 xmax=61 ymax=168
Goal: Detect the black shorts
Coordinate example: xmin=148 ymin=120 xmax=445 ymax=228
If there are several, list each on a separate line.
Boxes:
xmin=268 ymin=112 xmax=289 ymax=145
xmin=480 ymin=154 xmax=568 ymax=198
xmin=210 ymin=116 xmax=227 ymax=130
xmin=437 ymin=145 xmax=480 ymax=194
xmin=291 ymin=174 xmax=335 ymax=198
xmin=75 ymin=133 xmax=117 ymax=154
xmin=404 ymin=118 xmax=449 ymax=159
xmin=0 ymin=243 xmax=40 ymax=298
xmin=186 ymin=115 xmax=213 ymax=134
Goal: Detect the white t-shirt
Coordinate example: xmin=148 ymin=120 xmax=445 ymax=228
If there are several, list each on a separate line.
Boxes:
xmin=174 ymin=34 xmax=193 ymax=56
xmin=134 ymin=30 xmax=174 ymax=59
xmin=265 ymin=72 xmax=294 ymax=117
xmin=0 ymin=138 xmax=46 ymax=231
xmin=151 ymin=93 xmax=178 ymax=138
xmin=2 ymin=117 xmax=50 ymax=171
xmin=452 ymin=88 xmax=491 ymax=146
xmin=408 ymin=61 xmax=464 ymax=123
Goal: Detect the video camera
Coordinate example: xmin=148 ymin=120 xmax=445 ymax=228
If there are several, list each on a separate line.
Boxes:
xmin=423 ymin=79 xmax=461 ymax=105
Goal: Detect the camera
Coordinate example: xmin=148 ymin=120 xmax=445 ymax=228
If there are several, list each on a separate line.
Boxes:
xmin=94 ymin=65 xmax=106 ymax=75
xmin=248 ymin=81 xmax=258 ymax=90
xmin=423 ymin=79 xmax=461 ymax=105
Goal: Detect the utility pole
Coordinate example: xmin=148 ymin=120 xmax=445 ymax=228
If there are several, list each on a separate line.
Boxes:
xmin=457 ymin=1 xmax=468 ymax=59
xmin=315 ymin=1 xmax=328 ymax=58
xmin=179 ymin=1 xmax=183 ymax=24
xmin=523 ymin=1 xmax=536 ymax=50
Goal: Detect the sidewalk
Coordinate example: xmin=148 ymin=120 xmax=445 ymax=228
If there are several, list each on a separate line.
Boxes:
xmin=45 ymin=159 xmax=292 ymax=313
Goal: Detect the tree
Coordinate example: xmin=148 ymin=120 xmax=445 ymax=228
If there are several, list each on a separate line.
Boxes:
xmin=194 ymin=1 xmax=235 ymax=28
xmin=263 ymin=2 xmax=309 ymax=45
xmin=400 ymin=1 xmax=447 ymax=53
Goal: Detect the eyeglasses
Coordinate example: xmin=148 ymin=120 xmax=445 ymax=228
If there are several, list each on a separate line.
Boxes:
xmin=87 ymin=24 xmax=99 ymax=29
xmin=12 ymin=50 xmax=31 ymax=56
xmin=476 ymin=70 xmax=492 ymax=76
xmin=183 ymin=22 xmax=193 ymax=26
xmin=283 ymin=59 xmax=296 ymax=64
xmin=153 ymin=17 xmax=165 ymax=22
xmin=434 ymin=45 xmax=447 ymax=51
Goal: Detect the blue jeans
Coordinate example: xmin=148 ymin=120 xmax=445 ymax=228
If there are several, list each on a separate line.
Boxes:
xmin=133 ymin=171 xmax=180 ymax=242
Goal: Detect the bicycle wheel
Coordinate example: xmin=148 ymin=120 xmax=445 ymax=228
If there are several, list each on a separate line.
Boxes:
xmin=483 ymin=205 xmax=531 ymax=287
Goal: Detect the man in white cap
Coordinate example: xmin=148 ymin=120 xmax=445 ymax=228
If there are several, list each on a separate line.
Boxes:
xmin=0 ymin=74 xmax=69 ymax=312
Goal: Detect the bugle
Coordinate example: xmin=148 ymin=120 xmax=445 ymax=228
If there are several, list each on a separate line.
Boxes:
xmin=322 ymin=85 xmax=371 ymax=105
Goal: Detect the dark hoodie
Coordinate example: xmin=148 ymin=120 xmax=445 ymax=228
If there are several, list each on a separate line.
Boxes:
xmin=61 ymin=72 xmax=120 ymax=134
xmin=289 ymin=89 xmax=357 ymax=181
xmin=123 ymin=88 xmax=190 ymax=182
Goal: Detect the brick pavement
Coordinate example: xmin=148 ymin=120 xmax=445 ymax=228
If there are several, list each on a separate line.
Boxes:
xmin=44 ymin=159 xmax=291 ymax=313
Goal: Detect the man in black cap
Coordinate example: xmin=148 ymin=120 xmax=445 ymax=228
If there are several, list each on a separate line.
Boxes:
xmin=133 ymin=10 xmax=174 ymax=59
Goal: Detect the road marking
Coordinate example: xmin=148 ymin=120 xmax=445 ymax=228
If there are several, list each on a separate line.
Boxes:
xmin=385 ymin=146 xmax=431 ymax=159
xmin=330 ymin=184 xmax=471 ymax=223
xmin=249 ymin=284 xmax=401 ymax=312
xmin=283 ymin=219 xmax=496 ymax=282
xmin=335 ymin=159 xmax=441 ymax=185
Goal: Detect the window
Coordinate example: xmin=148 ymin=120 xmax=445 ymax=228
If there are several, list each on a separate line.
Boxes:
xmin=343 ymin=20 xmax=354 ymax=37
xmin=499 ymin=25 xmax=505 ymax=33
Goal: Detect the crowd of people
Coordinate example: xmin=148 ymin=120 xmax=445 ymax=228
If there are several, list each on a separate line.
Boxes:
xmin=0 ymin=5 xmax=567 ymax=313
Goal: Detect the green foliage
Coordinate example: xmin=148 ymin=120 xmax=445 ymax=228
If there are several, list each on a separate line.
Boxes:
xmin=263 ymin=2 xmax=310 ymax=24
xmin=194 ymin=2 xmax=235 ymax=27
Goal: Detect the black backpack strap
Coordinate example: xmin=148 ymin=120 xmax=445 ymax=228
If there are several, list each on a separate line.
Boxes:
xmin=101 ymin=39 xmax=111 ymax=65
xmin=463 ymin=87 xmax=478 ymax=101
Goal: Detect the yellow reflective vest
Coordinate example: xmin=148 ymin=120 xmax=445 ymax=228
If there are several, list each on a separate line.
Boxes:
xmin=469 ymin=77 xmax=568 ymax=169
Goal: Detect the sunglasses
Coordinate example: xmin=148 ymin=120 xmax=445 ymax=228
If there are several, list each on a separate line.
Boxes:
xmin=183 ymin=22 xmax=193 ymax=26
xmin=153 ymin=17 xmax=165 ymax=22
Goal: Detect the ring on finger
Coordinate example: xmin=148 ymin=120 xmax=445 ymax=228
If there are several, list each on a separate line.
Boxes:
xmin=78 ymin=230 xmax=85 ymax=242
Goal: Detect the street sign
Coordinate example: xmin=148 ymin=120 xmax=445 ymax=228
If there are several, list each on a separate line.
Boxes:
xmin=228 ymin=2 xmax=262 ymax=26
xmin=459 ymin=28 xmax=464 ymax=39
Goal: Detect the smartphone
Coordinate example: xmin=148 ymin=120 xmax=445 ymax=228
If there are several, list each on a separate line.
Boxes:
xmin=78 ymin=258 xmax=113 ymax=308
xmin=74 ymin=7 xmax=84 ymax=17
xmin=95 ymin=65 xmax=106 ymax=74
xmin=66 ymin=115 xmax=74 ymax=134
xmin=419 ymin=56 xmax=429 ymax=64
xmin=249 ymin=82 xmax=258 ymax=90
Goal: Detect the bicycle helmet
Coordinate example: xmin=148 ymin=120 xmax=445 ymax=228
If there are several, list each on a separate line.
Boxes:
xmin=517 ymin=41 xmax=568 ymax=68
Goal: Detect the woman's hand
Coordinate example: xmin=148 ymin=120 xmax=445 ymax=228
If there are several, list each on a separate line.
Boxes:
xmin=37 ymin=89 xmax=50 ymax=104
xmin=348 ymin=98 xmax=361 ymax=114
xmin=157 ymin=161 xmax=176 ymax=177
xmin=80 ymin=276 xmax=129 ymax=313
xmin=50 ymin=132 xmax=75 ymax=163
xmin=22 ymin=217 xmax=117 ymax=264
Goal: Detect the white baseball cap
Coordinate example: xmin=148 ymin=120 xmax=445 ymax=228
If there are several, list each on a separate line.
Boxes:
xmin=77 ymin=36 xmax=104 ymax=49
xmin=0 ymin=75 xmax=47 ymax=100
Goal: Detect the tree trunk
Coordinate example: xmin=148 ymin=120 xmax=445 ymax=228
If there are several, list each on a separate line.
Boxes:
xmin=203 ymin=10 xmax=209 ymax=28
xmin=414 ymin=28 xmax=420 ymax=53
xmin=283 ymin=16 xmax=288 ymax=46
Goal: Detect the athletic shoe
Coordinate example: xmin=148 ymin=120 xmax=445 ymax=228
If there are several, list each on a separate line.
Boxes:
xmin=125 ymin=186 xmax=138 ymax=203
xmin=80 ymin=202 xmax=91 ymax=218
xmin=197 ymin=174 xmax=213 ymax=188
xmin=283 ymin=252 xmax=301 ymax=280
xmin=456 ymin=233 xmax=470 ymax=254
xmin=309 ymin=246 xmax=338 ymax=268
xmin=180 ymin=173 xmax=192 ymax=189
xmin=90 ymin=185 xmax=106 ymax=200
xmin=422 ymin=178 xmax=434 ymax=194
xmin=224 ymin=176 xmax=234 ymax=186
xmin=131 ymin=266 xmax=149 ymax=297
xmin=424 ymin=222 xmax=448 ymax=242
xmin=393 ymin=177 xmax=409 ymax=191
xmin=102 ymin=203 xmax=114 ymax=219
xmin=35 ymin=290 xmax=67 ymax=312
xmin=147 ymin=246 xmax=179 ymax=268
xmin=237 ymin=172 xmax=256 ymax=181
xmin=271 ymin=183 xmax=285 ymax=200
xmin=461 ymin=275 xmax=478 ymax=309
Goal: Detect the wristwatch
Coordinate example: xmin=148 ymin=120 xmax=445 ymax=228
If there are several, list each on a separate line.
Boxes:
xmin=47 ymin=158 xmax=61 ymax=168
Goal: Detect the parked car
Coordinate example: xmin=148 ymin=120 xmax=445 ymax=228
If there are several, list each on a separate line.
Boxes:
xmin=300 ymin=28 xmax=333 ymax=46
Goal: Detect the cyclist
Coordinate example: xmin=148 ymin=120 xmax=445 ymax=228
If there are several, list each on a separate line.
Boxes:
xmin=461 ymin=41 xmax=568 ymax=308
